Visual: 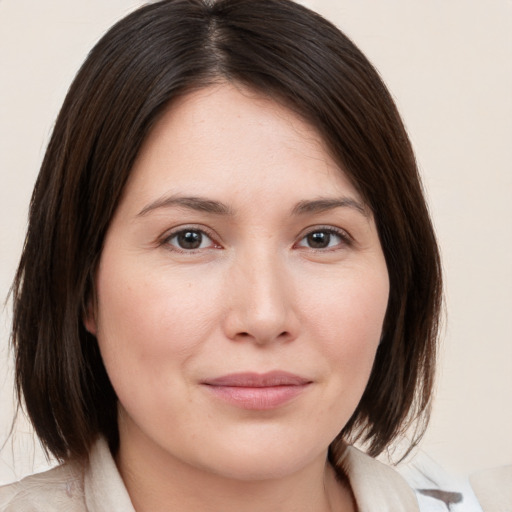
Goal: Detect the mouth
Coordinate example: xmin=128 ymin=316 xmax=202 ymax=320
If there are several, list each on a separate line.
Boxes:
xmin=201 ymin=371 xmax=312 ymax=410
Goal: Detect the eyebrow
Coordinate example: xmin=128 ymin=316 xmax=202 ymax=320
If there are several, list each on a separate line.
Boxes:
xmin=137 ymin=195 xmax=234 ymax=217
xmin=291 ymin=197 xmax=369 ymax=217
xmin=137 ymin=194 xmax=368 ymax=218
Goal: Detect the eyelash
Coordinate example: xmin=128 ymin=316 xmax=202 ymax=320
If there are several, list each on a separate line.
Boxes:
xmin=161 ymin=225 xmax=352 ymax=253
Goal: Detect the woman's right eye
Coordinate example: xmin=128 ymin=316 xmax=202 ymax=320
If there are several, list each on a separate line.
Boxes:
xmin=164 ymin=229 xmax=218 ymax=251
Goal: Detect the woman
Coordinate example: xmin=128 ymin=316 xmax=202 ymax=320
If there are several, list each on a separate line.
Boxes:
xmin=1 ymin=0 xmax=442 ymax=510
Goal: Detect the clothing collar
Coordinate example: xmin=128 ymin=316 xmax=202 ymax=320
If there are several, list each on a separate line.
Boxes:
xmin=84 ymin=437 xmax=135 ymax=512
xmin=340 ymin=446 xmax=419 ymax=512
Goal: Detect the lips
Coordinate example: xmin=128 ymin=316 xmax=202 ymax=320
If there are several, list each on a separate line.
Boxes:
xmin=202 ymin=371 xmax=312 ymax=410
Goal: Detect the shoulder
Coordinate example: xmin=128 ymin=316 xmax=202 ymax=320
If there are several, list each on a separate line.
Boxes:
xmin=339 ymin=446 xmax=420 ymax=511
xmin=0 ymin=438 xmax=135 ymax=512
xmin=0 ymin=462 xmax=86 ymax=512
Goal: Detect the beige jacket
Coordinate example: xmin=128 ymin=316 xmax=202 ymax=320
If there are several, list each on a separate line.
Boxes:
xmin=0 ymin=438 xmax=418 ymax=511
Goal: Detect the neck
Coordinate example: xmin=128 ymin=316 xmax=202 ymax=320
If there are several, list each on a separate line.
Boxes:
xmin=115 ymin=426 xmax=356 ymax=512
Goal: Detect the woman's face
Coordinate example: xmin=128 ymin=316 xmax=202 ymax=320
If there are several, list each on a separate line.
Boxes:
xmin=87 ymin=83 xmax=389 ymax=480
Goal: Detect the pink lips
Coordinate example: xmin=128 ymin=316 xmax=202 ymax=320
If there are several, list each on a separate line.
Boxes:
xmin=202 ymin=371 xmax=311 ymax=410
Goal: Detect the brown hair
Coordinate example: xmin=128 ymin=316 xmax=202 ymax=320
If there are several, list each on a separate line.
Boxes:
xmin=11 ymin=0 xmax=442 ymax=462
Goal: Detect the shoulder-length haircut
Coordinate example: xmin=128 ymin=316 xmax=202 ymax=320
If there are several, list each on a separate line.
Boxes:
xmin=12 ymin=0 xmax=442 ymax=463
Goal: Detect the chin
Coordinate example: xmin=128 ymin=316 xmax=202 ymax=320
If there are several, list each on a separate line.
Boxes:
xmin=191 ymin=435 xmax=328 ymax=482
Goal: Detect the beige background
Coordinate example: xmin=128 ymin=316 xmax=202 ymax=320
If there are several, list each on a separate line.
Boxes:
xmin=1 ymin=0 xmax=511 ymax=483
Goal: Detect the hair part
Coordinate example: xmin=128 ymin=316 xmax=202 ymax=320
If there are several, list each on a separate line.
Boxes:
xmin=11 ymin=0 xmax=442 ymax=463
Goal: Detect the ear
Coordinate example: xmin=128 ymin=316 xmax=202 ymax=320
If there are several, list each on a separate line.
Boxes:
xmin=83 ymin=296 xmax=98 ymax=336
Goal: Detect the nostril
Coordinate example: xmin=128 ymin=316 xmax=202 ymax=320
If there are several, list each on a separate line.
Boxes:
xmin=232 ymin=330 xmax=293 ymax=344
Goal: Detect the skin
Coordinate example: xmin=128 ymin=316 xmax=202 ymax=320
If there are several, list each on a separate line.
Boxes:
xmin=85 ymin=83 xmax=390 ymax=512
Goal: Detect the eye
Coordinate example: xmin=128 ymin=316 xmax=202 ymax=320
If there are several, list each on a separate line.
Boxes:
xmin=164 ymin=228 xmax=218 ymax=251
xmin=296 ymin=228 xmax=350 ymax=250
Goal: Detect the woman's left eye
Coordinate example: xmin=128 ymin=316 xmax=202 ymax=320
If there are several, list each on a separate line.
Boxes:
xmin=164 ymin=229 xmax=217 ymax=251
xmin=296 ymin=229 xmax=349 ymax=250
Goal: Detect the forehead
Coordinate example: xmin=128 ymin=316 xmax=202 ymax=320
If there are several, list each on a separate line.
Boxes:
xmin=119 ymin=83 xmax=363 ymax=213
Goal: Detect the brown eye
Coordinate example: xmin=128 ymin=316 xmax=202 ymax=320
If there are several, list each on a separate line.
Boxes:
xmin=166 ymin=229 xmax=214 ymax=251
xmin=177 ymin=231 xmax=202 ymax=249
xmin=306 ymin=232 xmax=331 ymax=248
xmin=297 ymin=229 xmax=348 ymax=250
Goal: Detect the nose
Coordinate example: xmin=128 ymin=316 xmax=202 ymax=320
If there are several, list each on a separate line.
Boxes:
xmin=222 ymin=248 xmax=299 ymax=345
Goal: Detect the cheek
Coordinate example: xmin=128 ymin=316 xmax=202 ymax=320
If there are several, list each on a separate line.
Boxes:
xmin=92 ymin=260 xmax=226 ymax=436
xmin=93 ymin=259 xmax=222 ymax=380
xmin=302 ymin=264 xmax=389 ymax=386
xmin=304 ymin=264 xmax=388 ymax=342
